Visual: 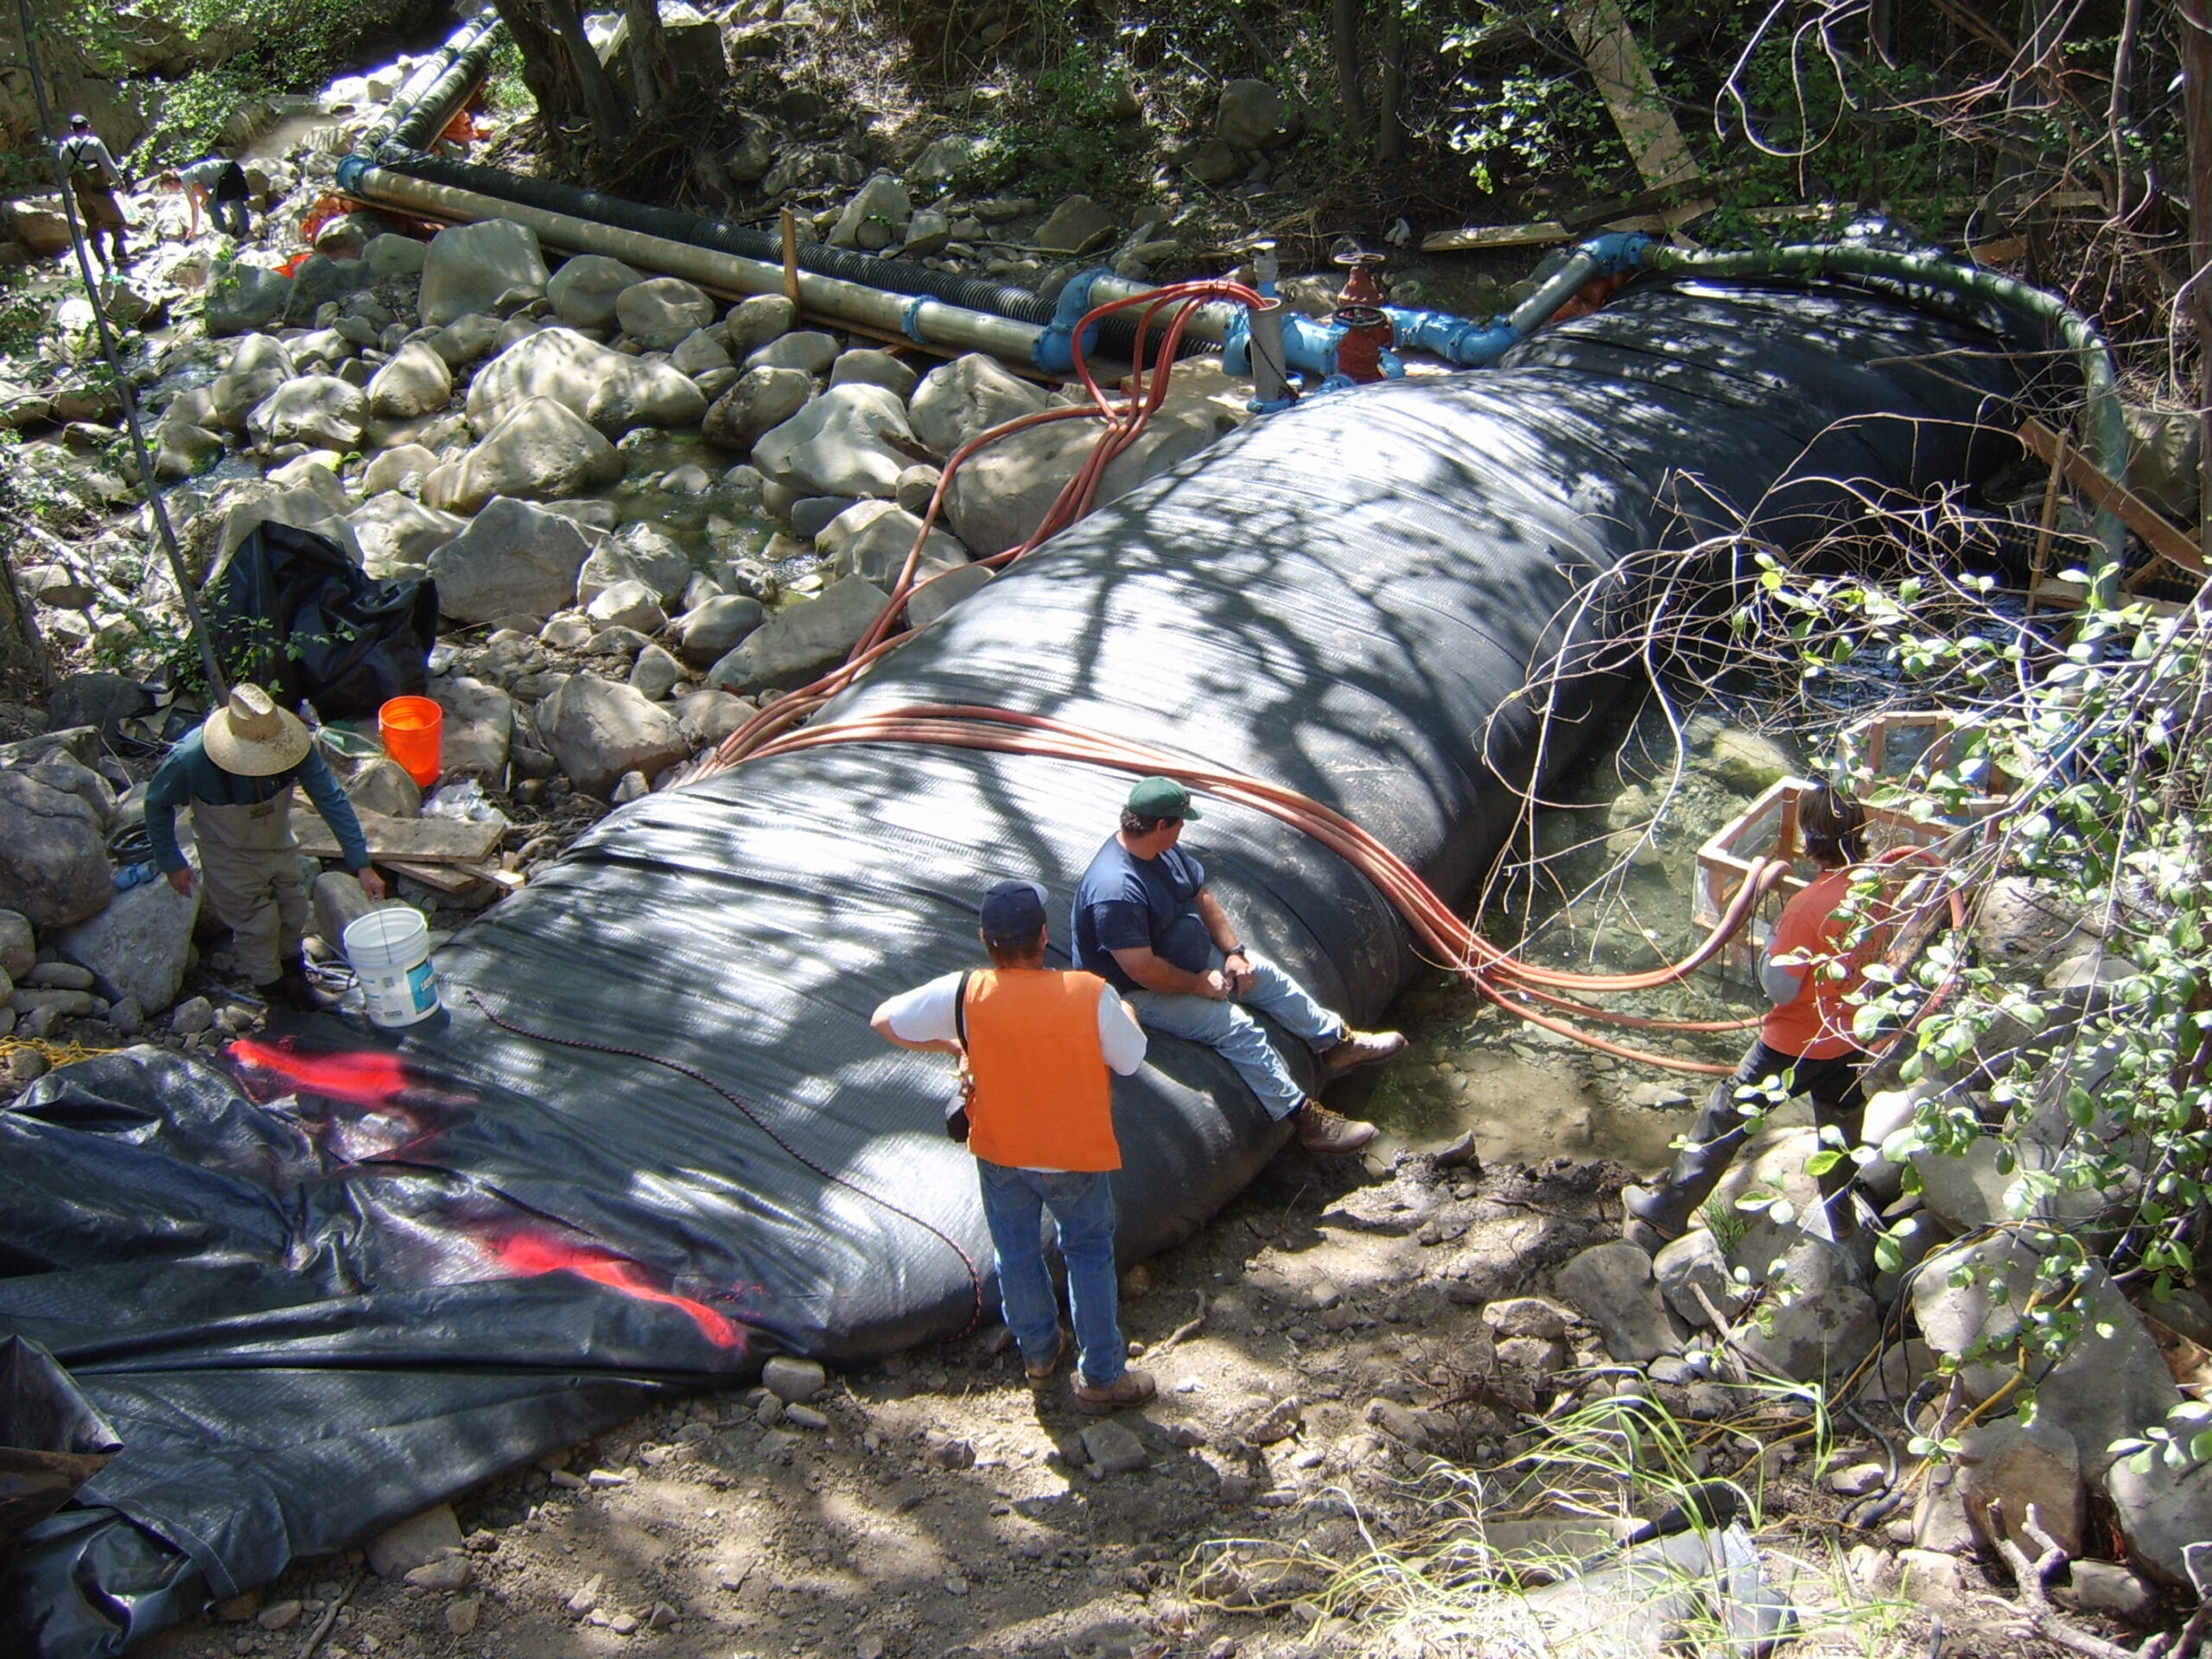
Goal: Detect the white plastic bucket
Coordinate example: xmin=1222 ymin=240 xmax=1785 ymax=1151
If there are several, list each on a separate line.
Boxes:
xmin=343 ymin=906 xmax=441 ymax=1027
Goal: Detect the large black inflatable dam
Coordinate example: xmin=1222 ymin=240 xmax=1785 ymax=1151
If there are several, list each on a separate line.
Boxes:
xmin=0 ymin=277 xmax=2024 ymax=1655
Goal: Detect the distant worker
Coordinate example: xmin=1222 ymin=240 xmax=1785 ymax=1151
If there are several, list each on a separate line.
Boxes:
xmin=146 ymin=684 xmax=386 ymax=1011
xmin=1072 ymin=776 xmax=1405 ymax=1156
xmin=872 ymin=879 xmax=1156 ymax=1414
xmin=56 ymin=114 xmax=130 ymax=270
xmin=1624 ymin=785 xmax=1883 ymax=1250
xmin=156 ymin=153 xmax=252 ymax=239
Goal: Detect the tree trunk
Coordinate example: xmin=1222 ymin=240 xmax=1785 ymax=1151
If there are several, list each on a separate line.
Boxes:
xmin=498 ymin=0 xmax=632 ymax=143
xmin=624 ymin=0 xmax=678 ymax=118
xmin=2182 ymin=0 xmax=2212 ymax=544
xmin=487 ymin=0 xmax=581 ymax=125
xmin=1376 ymin=0 xmax=1405 ymax=162
xmin=1332 ymin=0 xmax=1370 ymax=144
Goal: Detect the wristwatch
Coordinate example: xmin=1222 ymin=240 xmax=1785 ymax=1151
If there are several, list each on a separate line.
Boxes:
xmin=1224 ymin=944 xmax=1248 ymax=958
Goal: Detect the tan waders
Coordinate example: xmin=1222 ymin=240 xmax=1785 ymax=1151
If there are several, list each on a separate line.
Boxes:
xmin=193 ymin=791 xmax=309 ymax=988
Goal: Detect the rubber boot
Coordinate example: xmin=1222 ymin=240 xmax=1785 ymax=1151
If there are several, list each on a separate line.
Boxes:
xmin=1622 ymin=1077 xmax=1757 ymax=1244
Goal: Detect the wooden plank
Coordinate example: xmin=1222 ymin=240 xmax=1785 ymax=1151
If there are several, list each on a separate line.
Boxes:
xmin=2018 ymin=416 xmax=2208 ymax=579
xmin=2019 ymin=575 xmax=2187 ymax=619
xmin=381 ymin=858 xmax=490 ymax=896
xmin=293 ymin=807 xmax=504 ymax=865
xmin=1563 ymin=0 xmax=1702 ymax=192
xmin=1420 ymin=211 xmax=1683 ymax=255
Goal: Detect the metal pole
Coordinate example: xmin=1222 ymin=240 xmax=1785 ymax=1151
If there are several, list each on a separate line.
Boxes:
xmin=11 ymin=0 xmax=228 ymax=698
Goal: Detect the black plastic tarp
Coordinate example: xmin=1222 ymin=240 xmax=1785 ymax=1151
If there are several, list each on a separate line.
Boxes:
xmin=203 ymin=520 xmax=437 ymax=721
xmin=0 ymin=277 xmax=2025 ymax=1655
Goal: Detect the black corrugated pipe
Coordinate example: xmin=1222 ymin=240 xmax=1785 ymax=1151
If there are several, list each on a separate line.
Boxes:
xmin=381 ymin=151 xmax=1056 ymax=321
xmin=357 ymin=9 xmax=504 ymax=156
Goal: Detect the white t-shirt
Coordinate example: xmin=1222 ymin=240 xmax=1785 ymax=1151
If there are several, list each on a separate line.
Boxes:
xmin=876 ymin=969 xmax=1148 ymax=1075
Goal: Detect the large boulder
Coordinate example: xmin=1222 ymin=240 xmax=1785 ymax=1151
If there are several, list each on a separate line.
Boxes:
xmin=206 ymin=263 xmax=294 ymax=335
xmin=744 ymin=330 xmax=839 ymax=376
xmin=1215 ymin=79 xmax=1302 ymax=149
xmin=427 ymin=677 xmax=513 ymax=780
xmin=1553 ymin=1241 xmax=1680 ymax=1364
xmin=547 ymin=254 xmax=642 ymax=329
xmin=347 ymin=493 xmax=468 ymax=581
xmin=906 ymin=562 xmax=991 ymax=627
xmin=360 ymin=443 xmax=440 ymax=497
xmin=1729 ymin=1284 xmax=1879 ymax=1382
xmin=424 ymin=397 xmax=623 ymax=515
xmin=53 ymin=872 xmax=199 ymax=1013
xmin=426 ymin=313 xmax=505 ymax=369
xmin=1033 ymin=194 xmax=1115 ymax=254
xmin=676 ymin=594 xmax=765 ymax=664
xmin=706 ymin=576 xmax=887 ymax=694
xmin=540 ymin=677 xmax=688 ymax=798
xmin=816 ymin=500 xmax=968 ymax=588
xmin=367 ymin=340 xmax=453 ymax=420
xmin=365 ymin=234 xmax=428 ymax=281
xmin=2106 ymin=1451 xmax=2212 ymax=1586
xmin=1914 ymin=1236 xmax=2178 ymax=1482
xmin=465 ymin=327 xmax=709 ymax=437
xmin=0 ymin=769 xmax=111 ymax=928
xmin=672 ymin=327 xmax=734 ymax=378
xmin=577 ymin=523 xmax=693 ymax=607
xmin=944 ymin=404 xmax=1220 ymax=556
xmin=208 ymin=334 xmax=295 ymax=431
xmin=724 ymin=294 xmax=797 ymax=355
xmin=426 ymin=495 xmax=607 ymax=624
xmin=828 ymin=173 xmax=912 ymax=251
xmin=829 ymin=349 xmax=918 ymax=402
xmin=908 ymin=353 xmax=1052 ymax=457
xmin=614 ymin=276 xmax=716 ymax=351
xmin=247 ymin=375 xmax=367 ymax=453
xmin=1958 ymin=1420 xmax=2085 ymax=1560
xmin=702 ymin=366 xmax=815 ymax=454
xmin=419 ymin=219 xmax=549 ymax=329
xmin=752 ymin=384 xmax=915 ymax=499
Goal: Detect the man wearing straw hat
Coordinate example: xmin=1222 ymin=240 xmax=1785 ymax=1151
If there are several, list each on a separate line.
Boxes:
xmin=145 ymin=684 xmax=385 ymax=1010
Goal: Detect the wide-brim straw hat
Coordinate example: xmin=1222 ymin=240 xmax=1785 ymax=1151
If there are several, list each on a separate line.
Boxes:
xmin=201 ymin=683 xmax=310 ymax=776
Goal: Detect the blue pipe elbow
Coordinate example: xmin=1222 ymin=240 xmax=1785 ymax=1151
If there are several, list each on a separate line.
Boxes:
xmin=1032 ymin=268 xmax=1112 ymax=375
xmin=1580 ymin=231 xmax=1658 ymax=274
xmin=1382 ymin=306 xmax=1519 ymax=367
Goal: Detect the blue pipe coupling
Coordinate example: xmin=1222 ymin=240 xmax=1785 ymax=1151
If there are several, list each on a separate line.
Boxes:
xmin=336 ymin=155 xmax=371 ymax=193
xmin=1032 ymin=269 xmax=1112 ymax=375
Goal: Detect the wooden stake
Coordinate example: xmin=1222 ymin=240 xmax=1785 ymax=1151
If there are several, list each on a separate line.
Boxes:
xmin=2026 ymin=424 xmax=2069 ymax=617
xmin=779 ymin=206 xmax=801 ymax=307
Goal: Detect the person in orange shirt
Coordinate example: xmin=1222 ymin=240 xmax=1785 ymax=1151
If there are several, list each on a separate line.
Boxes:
xmin=873 ymin=879 xmax=1156 ymax=1413
xmin=1624 ymin=785 xmax=1881 ymax=1249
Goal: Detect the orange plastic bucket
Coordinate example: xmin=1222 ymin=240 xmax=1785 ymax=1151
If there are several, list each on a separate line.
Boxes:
xmin=378 ymin=696 xmax=443 ymax=788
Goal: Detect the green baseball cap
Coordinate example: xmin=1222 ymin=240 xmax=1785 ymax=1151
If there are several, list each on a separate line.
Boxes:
xmin=1127 ymin=775 xmax=1201 ymax=821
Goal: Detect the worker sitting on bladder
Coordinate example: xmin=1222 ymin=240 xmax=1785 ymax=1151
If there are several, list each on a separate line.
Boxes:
xmin=1071 ymin=776 xmax=1404 ymax=1156
xmin=1623 ymin=784 xmax=1884 ymax=1250
xmin=146 ymin=684 xmax=385 ymax=1011
xmin=155 ymin=153 xmax=253 ymax=240
xmin=55 ymin=114 xmax=130 ymax=270
xmin=871 ymin=878 xmax=1156 ymax=1414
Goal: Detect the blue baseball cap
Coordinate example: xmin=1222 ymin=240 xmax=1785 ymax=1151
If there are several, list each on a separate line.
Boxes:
xmin=979 ymin=879 xmax=1048 ymax=943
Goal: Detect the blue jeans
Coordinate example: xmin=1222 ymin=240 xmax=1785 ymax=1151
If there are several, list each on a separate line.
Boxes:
xmin=1126 ymin=951 xmax=1344 ymax=1121
xmin=976 ymin=1160 xmax=1124 ymax=1387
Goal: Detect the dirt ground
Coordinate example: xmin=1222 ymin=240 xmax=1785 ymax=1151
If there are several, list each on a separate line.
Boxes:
xmin=127 ymin=981 xmax=1897 ymax=1659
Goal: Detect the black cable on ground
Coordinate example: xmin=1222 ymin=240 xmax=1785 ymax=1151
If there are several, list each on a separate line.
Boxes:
xmin=10 ymin=0 xmax=227 ymax=698
xmin=461 ymin=988 xmax=988 ymax=1338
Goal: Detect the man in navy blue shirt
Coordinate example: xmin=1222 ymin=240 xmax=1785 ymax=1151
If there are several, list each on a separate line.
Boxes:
xmin=1072 ymin=776 xmax=1402 ymax=1154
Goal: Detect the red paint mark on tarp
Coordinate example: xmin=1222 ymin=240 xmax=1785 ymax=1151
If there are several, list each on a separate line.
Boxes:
xmin=228 ymin=1038 xmax=413 ymax=1109
xmin=486 ymin=1231 xmax=742 ymax=1350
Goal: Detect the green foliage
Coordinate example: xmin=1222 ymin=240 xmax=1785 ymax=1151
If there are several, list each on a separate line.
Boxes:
xmin=1731 ymin=525 xmax=2212 ymax=1465
xmin=952 ymin=36 xmax=1152 ymax=200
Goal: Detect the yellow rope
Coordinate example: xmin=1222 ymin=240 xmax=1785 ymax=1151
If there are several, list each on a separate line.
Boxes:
xmin=1 ymin=1035 xmax=123 ymax=1071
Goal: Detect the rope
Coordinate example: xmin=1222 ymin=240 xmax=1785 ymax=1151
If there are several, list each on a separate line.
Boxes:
xmin=460 ymin=989 xmax=988 ymax=1338
xmin=1 ymin=1035 xmax=121 ymax=1071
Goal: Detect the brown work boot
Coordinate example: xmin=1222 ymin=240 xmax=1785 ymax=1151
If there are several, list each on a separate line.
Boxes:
xmin=1324 ymin=1028 xmax=1407 ymax=1074
xmin=1294 ymin=1099 xmax=1377 ymax=1154
xmin=1072 ymin=1368 xmax=1156 ymax=1414
xmin=1023 ymin=1330 xmax=1065 ymax=1386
